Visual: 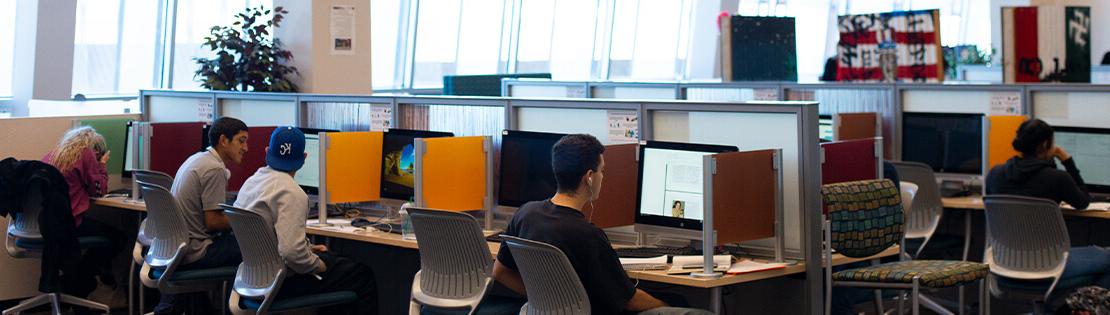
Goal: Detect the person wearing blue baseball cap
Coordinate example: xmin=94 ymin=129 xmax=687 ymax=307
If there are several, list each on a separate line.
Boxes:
xmin=234 ymin=127 xmax=378 ymax=314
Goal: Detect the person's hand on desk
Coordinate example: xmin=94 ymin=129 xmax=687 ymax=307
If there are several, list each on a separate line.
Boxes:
xmin=311 ymin=244 xmax=328 ymax=253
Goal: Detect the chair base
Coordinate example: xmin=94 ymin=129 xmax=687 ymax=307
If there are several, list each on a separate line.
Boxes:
xmin=2 ymin=292 xmax=110 ymax=315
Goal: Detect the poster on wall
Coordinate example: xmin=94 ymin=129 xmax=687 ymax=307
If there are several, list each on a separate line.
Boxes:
xmin=607 ymin=110 xmax=638 ymax=144
xmin=330 ymin=5 xmax=355 ymax=55
xmin=836 ymin=9 xmax=943 ymax=83
xmin=1001 ymin=6 xmax=1091 ymax=83
xmin=197 ymin=99 xmax=214 ymax=121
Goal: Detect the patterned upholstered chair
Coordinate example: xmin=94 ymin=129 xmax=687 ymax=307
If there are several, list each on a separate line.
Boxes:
xmin=822 ymin=179 xmax=989 ymax=315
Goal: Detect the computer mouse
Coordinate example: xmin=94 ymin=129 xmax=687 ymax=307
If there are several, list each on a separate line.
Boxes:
xmin=350 ymin=217 xmax=373 ymax=228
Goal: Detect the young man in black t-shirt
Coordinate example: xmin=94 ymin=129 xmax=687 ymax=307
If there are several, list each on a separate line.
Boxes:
xmin=493 ymin=134 xmax=711 ymax=315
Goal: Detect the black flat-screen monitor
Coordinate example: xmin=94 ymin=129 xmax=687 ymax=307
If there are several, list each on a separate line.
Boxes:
xmin=901 ymin=112 xmax=983 ymax=175
xmin=635 ymin=141 xmax=738 ymax=232
xmin=293 ymin=128 xmax=338 ymax=195
xmin=497 ymin=130 xmax=568 ymax=207
xmin=1054 ymin=126 xmax=1110 ymax=195
xmin=122 ymin=122 xmax=138 ymax=178
xmin=380 ymin=129 xmax=454 ymax=200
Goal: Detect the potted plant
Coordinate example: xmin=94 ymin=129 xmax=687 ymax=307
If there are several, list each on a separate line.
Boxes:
xmin=194 ymin=5 xmax=299 ymax=92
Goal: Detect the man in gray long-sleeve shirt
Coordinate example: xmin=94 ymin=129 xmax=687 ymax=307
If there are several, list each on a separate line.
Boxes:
xmin=233 ymin=127 xmax=378 ymax=314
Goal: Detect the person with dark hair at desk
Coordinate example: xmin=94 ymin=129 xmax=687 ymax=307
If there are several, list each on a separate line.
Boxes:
xmin=156 ymin=117 xmax=249 ymax=314
xmin=986 ymin=119 xmax=1110 ymax=288
xmin=492 ymin=134 xmax=712 ymax=315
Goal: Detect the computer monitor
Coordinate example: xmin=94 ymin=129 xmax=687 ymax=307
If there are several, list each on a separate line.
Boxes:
xmin=380 ymin=128 xmax=454 ymax=200
xmin=1054 ymin=126 xmax=1110 ymax=195
xmin=902 ymin=112 xmax=983 ymax=175
xmin=635 ymin=141 xmax=738 ymax=239
xmin=497 ymin=130 xmax=567 ymax=207
xmin=819 ymin=114 xmax=833 ymax=142
xmin=293 ymin=128 xmax=337 ymax=194
xmin=122 ymin=122 xmax=139 ymax=178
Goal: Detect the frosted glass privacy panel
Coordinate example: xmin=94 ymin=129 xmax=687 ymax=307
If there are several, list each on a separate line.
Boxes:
xmin=902 ymin=90 xmax=998 ymax=114
xmin=509 ymin=85 xmax=586 ymax=98
xmin=304 ymin=102 xmax=383 ymax=131
xmin=516 ymin=107 xmax=614 ymax=144
xmin=220 ymin=99 xmax=297 ymax=126
xmin=654 ymin=111 xmax=802 ymax=253
xmin=684 ymin=88 xmax=752 ymax=102
xmin=1033 ymin=91 xmax=1110 ymax=128
xmin=593 ymin=86 xmax=677 ymax=100
xmin=398 ymin=104 xmax=504 ymax=138
xmin=148 ymin=96 xmax=209 ymax=123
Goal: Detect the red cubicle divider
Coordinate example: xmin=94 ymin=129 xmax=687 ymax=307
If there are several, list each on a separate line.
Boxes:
xmin=149 ymin=122 xmax=207 ymax=178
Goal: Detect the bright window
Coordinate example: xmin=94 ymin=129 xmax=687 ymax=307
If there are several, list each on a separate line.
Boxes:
xmin=0 ymin=0 xmax=15 ymax=97
xmin=171 ymin=0 xmax=271 ymax=90
xmin=411 ymin=0 xmax=462 ymax=88
xmin=71 ymin=0 xmax=160 ymax=96
xmin=372 ymin=0 xmax=404 ymax=89
xmin=516 ymin=0 xmax=600 ymax=80
xmin=609 ymin=0 xmax=693 ymax=80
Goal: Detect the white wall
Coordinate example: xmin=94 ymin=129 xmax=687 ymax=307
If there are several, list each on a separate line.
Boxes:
xmin=10 ymin=0 xmax=78 ymax=117
xmin=275 ymin=0 xmax=373 ymax=94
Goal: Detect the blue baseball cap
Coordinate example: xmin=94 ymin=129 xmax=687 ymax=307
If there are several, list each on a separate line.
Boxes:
xmin=266 ymin=126 xmax=306 ymax=172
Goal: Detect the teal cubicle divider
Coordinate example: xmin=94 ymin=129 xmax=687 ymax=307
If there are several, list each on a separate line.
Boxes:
xmin=76 ymin=117 xmax=133 ymax=174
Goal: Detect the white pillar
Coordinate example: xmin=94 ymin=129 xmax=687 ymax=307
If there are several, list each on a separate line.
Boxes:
xmin=274 ymin=0 xmax=372 ymax=94
xmin=10 ymin=0 xmax=78 ymax=117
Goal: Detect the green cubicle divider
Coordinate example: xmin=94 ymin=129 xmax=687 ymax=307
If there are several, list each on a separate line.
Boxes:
xmin=76 ymin=117 xmax=133 ymax=174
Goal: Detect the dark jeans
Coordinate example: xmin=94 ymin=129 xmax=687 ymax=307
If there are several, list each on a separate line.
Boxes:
xmin=153 ymin=233 xmax=243 ymax=315
xmin=1062 ymin=246 xmax=1110 ymax=289
xmin=64 ymin=217 xmax=128 ymax=298
xmin=275 ymin=253 xmax=378 ymax=315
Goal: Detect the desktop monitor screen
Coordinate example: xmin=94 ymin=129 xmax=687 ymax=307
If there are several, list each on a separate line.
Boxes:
xmin=1054 ymin=126 xmax=1110 ymax=194
xmin=902 ymin=112 xmax=983 ymax=175
xmin=122 ymin=122 xmax=138 ymax=177
xmin=380 ymin=129 xmax=454 ymax=200
xmin=819 ymin=115 xmax=834 ymax=142
xmin=497 ymin=130 xmax=567 ymax=207
xmin=635 ymin=141 xmax=738 ymax=231
xmin=293 ymin=128 xmax=337 ymax=194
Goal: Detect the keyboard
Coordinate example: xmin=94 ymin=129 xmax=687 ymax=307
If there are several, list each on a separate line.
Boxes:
xmin=615 ymin=246 xmax=701 ymax=258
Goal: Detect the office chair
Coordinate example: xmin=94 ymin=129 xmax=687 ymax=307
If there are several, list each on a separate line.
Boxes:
xmin=4 ymin=179 xmax=111 ymax=315
xmin=137 ymin=181 xmax=236 ymax=314
xmin=822 ymin=179 xmax=988 ymax=315
xmin=221 ymin=205 xmax=357 ymax=315
xmin=128 ymin=170 xmax=171 ymax=315
xmin=500 ymin=235 xmax=591 ymax=315
xmin=407 ymin=208 xmax=495 ymax=315
xmin=983 ymin=195 xmax=1073 ymax=315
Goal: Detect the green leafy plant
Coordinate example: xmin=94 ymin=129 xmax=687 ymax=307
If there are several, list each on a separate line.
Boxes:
xmin=194 ymin=5 xmax=299 ymax=92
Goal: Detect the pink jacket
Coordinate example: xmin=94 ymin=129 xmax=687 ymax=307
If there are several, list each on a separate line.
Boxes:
xmin=43 ymin=148 xmax=107 ymax=226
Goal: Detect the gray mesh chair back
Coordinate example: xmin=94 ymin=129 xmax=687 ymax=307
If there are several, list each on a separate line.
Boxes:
xmin=223 ymin=205 xmax=287 ymax=314
xmin=983 ymin=195 xmax=1069 ymax=300
xmin=407 ymin=208 xmax=493 ymax=313
xmin=133 ymin=170 xmax=174 ymax=194
xmin=137 ymin=181 xmax=191 ymax=271
xmin=890 ymin=161 xmax=945 ymax=255
xmin=501 ymin=235 xmax=590 ymax=315
xmin=5 ymin=180 xmax=45 ymax=258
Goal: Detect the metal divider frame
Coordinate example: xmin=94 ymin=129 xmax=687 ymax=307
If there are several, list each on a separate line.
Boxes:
xmin=500 ymin=79 xmax=590 ymax=98
xmin=295 ymin=95 xmax=398 ymax=131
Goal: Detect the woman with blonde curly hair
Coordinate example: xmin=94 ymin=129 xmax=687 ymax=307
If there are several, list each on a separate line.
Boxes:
xmin=43 ymin=126 xmax=127 ymax=297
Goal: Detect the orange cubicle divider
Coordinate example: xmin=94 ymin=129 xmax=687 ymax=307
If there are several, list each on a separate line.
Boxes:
xmin=417 ymin=136 xmax=489 ymax=212
xmin=987 ymin=115 xmax=1026 ymax=169
xmin=584 ymin=143 xmax=638 ymax=228
xmin=712 ymin=149 xmax=779 ymax=244
xmin=835 ymin=112 xmax=880 ymax=141
xmin=324 ymin=131 xmax=383 ymax=203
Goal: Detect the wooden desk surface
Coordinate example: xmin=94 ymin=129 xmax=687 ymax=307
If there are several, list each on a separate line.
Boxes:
xmin=93 ymin=196 xmax=147 ymax=212
xmin=94 ymin=198 xmax=900 ymax=289
xmin=942 ymin=195 xmax=1110 ymax=219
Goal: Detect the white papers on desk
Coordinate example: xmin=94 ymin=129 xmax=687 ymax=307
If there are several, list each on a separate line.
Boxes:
xmin=1063 ymin=202 xmax=1110 ymax=211
xmin=620 ymin=256 xmax=669 ymax=271
xmin=726 ymin=259 xmax=789 ymax=275
xmin=667 ymin=255 xmax=732 ymax=274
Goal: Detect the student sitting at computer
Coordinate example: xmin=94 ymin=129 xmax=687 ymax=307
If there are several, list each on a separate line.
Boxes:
xmin=986 ymin=119 xmax=1110 ymax=288
xmin=492 ymin=134 xmax=711 ymax=315
xmin=42 ymin=126 xmax=128 ymax=298
xmin=156 ymin=117 xmax=249 ymax=314
xmin=234 ymin=126 xmax=378 ymax=314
